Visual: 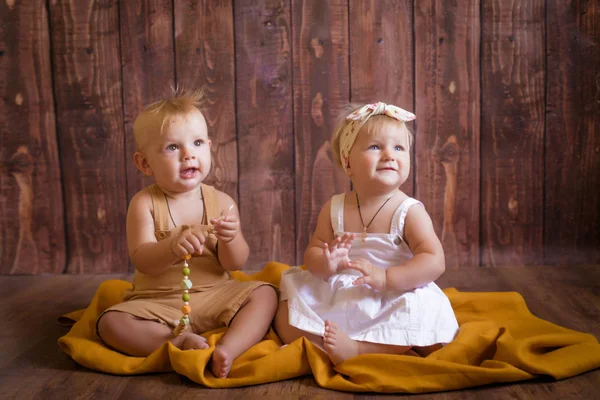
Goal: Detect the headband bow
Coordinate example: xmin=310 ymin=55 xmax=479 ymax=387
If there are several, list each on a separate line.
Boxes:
xmin=339 ymin=102 xmax=415 ymax=172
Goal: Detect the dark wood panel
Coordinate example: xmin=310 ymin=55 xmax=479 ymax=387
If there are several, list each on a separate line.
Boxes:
xmin=49 ymin=0 xmax=128 ymax=273
xmin=120 ymin=0 xmax=175 ymax=203
xmin=481 ymin=0 xmax=545 ymax=266
xmin=545 ymin=0 xmax=600 ymax=264
xmin=174 ymin=0 xmax=238 ymax=202
xmin=415 ymin=0 xmax=480 ymax=268
xmin=0 ymin=0 xmax=65 ymax=274
xmin=350 ymin=0 xmax=415 ymax=196
xmin=234 ymin=1 xmax=296 ymax=269
xmin=293 ymin=0 xmax=350 ymax=263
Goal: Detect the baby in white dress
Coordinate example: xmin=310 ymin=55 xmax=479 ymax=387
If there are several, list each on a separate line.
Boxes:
xmin=274 ymin=102 xmax=459 ymax=365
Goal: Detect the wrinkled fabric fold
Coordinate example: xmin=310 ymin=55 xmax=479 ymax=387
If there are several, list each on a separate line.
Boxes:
xmin=58 ymin=262 xmax=600 ymax=393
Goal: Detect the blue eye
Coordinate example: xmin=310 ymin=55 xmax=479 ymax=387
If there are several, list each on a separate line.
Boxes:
xmin=395 ymin=145 xmax=405 ymax=151
xmin=368 ymin=144 xmax=380 ymax=150
xmin=194 ymin=139 xmax=203 ymax=146
xmin=166 ymin=144 xmax=178 ymax=151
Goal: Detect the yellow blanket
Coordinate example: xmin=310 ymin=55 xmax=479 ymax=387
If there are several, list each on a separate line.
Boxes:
xmin=58 ymin=262 xmax=600 ymax=393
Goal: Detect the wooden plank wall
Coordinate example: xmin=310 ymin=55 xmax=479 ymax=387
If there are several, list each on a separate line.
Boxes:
xmin=0 ymin=0 xmax=598 ymax=275
xmin=415 ymin=0 xmax=480 ymax=268
xmin=0 ymin=0 xmax=65 ymax=274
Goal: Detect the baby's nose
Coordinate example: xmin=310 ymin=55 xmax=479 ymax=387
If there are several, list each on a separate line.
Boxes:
xmin=382 ymin=148 xmax=395 ymax=159
xmin=182 ymin=148 xmax=196 ymax=160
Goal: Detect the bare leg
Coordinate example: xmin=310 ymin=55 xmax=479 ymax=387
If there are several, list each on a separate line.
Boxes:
xmin=97 ymin=311 xmax=208 ymax=357
xmin=211 ymin=285 xmax=278 ymax=378
xmin=273 ymin=300 xmax=324 ymax=349
xmin=323 ymin=320 xmax=413 ymax=365
xmin=413 ymin=343 xmax=443 ymax=357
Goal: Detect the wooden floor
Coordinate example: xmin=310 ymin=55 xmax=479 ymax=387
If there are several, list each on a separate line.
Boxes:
xmin=0 ymin=266 xmax=598 ymax=399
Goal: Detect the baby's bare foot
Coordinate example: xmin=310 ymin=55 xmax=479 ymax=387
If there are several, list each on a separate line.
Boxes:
xmin=179 ymin=332 xmax=209 ymax=350
xmin=211 ymin=345 xmax=233 ymax=378
xmin=323 ymin=320 xmax=359 ymax=365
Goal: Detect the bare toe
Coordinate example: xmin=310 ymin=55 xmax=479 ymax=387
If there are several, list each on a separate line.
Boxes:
xmin=323 ymin=320 xmax=358 ymax=365
xmin=323 ymin=320 xmax=338 ymax=346
xmin=182 ymin=333 xmax=209 ymax=350
xmin=211 ymin=346 xmax=232 ymax=378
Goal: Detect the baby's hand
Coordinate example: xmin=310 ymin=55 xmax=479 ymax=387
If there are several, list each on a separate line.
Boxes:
xmin=210 ymin=205 xmax=238 ymax=243
xmin=322 ymin=233 xmax=355 ymax=274
xmin=171 ymin=227 xmax=206 ymax=258
xmin=348 ymin=258 xmax=387 ymax=291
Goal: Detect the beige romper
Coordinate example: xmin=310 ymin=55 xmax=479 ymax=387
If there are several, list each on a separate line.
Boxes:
xmin=97 ymin=183 xmax=273 ymax=338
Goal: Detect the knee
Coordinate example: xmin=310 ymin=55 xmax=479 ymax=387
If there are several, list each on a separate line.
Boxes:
xmin=97 ymin=311 xmax=127 ymax=340
xmin=250 ymin=285 xmax=278 ymax=310
xmin=97 ymin=311 xmax=115 ymax=333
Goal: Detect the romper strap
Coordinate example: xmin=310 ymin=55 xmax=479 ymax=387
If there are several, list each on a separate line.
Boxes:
xmin=390 ymin=197 xmax=424 ymax=237
xmin=329 ymin=193 xmax=345 ymax=233
xmin=147 ymin=184 xmax=171 ymax=232
xmin=201 ymin=183 xmax=221 ymax=225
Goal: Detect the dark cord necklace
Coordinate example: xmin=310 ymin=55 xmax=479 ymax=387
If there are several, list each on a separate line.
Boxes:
xmin=356 ymin=192 xmax=394 ymax=242
xmin=164 ymin=188 xmax=205 ymax=228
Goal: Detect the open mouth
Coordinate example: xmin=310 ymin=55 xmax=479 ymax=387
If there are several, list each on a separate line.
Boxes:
xmin=180 ymin=167 xmax=198 ymax=178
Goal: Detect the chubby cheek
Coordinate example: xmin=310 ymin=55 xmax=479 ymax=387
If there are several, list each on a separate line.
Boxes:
xmin=400 ymin=163 xmax=411 ymax=179
xmin=397 ymin=153 xmax=411 ymax=167
xmin=199 ymin=153 xmax=212 ymax=172
xmin=361 ymin=154 xmax=379 ymax=166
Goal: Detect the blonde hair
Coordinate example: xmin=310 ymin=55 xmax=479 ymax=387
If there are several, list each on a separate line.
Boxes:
xmin=330 ymin=103 xmax=414 ymax=168
xmin=133 ymin=87 xmax=206 ymax=150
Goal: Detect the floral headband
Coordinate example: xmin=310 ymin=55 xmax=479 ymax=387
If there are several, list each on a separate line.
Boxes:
xmin=339 ymin=102 xmax=416 ymax=172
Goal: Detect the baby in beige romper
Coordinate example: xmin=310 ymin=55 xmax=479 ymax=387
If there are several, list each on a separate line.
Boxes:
xmin=97 ymin=89 xmax=277 ymax=379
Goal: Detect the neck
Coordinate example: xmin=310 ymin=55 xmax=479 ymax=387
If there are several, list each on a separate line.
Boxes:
xmin=353 ymin=186 xmax=399 ymax=207
xmin=160 ymin=185 xmax=203 ymax=200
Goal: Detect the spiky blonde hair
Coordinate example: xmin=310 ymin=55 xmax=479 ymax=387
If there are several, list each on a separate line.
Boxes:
xmin=133 ymin=87 xmax=206 ymax=150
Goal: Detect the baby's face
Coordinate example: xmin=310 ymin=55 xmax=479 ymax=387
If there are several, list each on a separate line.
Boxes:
xmin=143 ymin=109 xmax=211 ymax=193
xmin=347 ymin=123 xmax=411 ymax=190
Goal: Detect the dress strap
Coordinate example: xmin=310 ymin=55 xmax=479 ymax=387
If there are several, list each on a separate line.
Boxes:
xmin=147 ymin=184 xmax=170 ymax=232
xmin=329 ymin=193 xmax=346 ymax=233
xmin=390 ymin=197 xmax=424 ymax=237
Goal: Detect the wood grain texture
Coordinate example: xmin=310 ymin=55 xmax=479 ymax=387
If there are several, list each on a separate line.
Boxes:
xmin=2 ymin=1 xmax=600 ymax=274
xmin=120 ymin=0 xmax=175 ymax=203
xmin=234 ymin=1 xmax=295 ymax=269
xmin=0 ymin=0 xmax=65 ymax=274
xmin=481 ymin=0 xmax=545 ymax=266
xmin=415 ymin=0 xmax=480 ymax=268
xmin=545 ymin=0 xmax=600 ymax=264
xmin=49 ymin=0 xmax=128 ymax=273
xmin=350 ymin=0 xmax=415 ymax=196
xmin=0 ymin=266 xmax=598 ymax=397
xmin=293 ymin=0 xmax=350 ymax=264
xmin=174 ymin=0 xmax=238 ymax=202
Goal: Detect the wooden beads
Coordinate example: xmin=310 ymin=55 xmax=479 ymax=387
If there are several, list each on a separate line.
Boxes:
xmin=172 ymin=254 xmax=193 ymax=337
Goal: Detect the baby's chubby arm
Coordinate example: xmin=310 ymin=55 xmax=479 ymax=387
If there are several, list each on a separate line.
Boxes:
xmin=385 ymin=204 xmax=445 ymax=291
xmin=304 ymin=200 xmax=355 ymax=280
xmin=211 ymin=191 xmax=249 ymax=271
xmin=126 ymin=190 xmax=199 ymax=275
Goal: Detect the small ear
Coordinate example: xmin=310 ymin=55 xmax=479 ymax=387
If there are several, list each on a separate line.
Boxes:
xmin=133 ymin=152 xmax=153 ymax=176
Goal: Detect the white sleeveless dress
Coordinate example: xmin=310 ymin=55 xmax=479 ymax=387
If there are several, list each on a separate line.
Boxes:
xmin=280 ymin=194 xmax=459 ymax=346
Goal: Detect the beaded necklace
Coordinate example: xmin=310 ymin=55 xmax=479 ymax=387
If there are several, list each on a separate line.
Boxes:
xmin=169 ymin=200 xmax=233 ymax=337
xmin=164 ymin=189 xmax=203 ymax=337
xmin=172 ymin=254 xmax=192 ymax=336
